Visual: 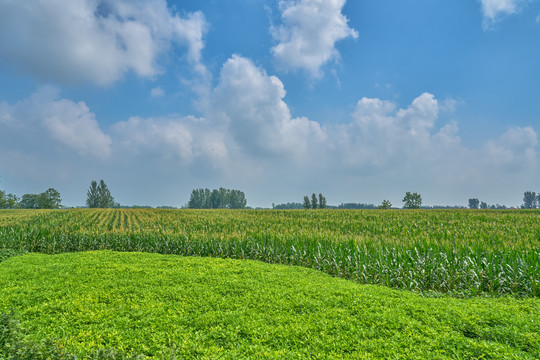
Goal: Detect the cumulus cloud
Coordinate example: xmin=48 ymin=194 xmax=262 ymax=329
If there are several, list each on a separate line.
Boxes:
xmin=111 ymin=115 xmax=227 ymax=166
xmin=325 ymin=92 xmax=465 ymax=175
xmin=211 ymin=55 xmax=326 ymax=158
xmin=480 ymin=0 xmax=526 ymax=26
xmin=484 ymin=126 xmax=538 ymax=169
xmin=0 ymin=0 xmax=207 ymax=86
xmin=1 ymin=57 xmax=538 ymax=207
xmin=0 ymin=87 xmax=111 ymax=159
xmin=272 ymin=0 xmax=358 ymax=77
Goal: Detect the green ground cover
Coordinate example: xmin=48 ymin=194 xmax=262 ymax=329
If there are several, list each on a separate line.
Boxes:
xmin=1 ymin=251 xmax=539 ymax=359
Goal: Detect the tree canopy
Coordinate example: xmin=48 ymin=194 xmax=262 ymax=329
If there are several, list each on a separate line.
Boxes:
xmin=187 ymin=188 xmax=247 ymax=209
xmin=86 ymin=180 xmax=115 ymax=208
xmin=402 ymin=192 xmax=422 ymax=209
xmin=468 ymin=198 xmax=480 ymax=209
xmin=15 ymin=188 xmax=62 ymax=209
xmin=522 ymin=191 xmax=538 ymax=209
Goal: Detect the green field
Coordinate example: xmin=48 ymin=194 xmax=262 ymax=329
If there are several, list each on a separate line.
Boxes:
xmin=1 ymin=251 xmax=539 ymax=359
xmin=0 ymin=209 xmax=539 ymax=358
xmin=1 ymin=209 xmax=539 ymax=297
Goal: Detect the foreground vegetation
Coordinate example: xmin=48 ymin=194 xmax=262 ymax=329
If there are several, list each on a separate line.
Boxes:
xmin=1 ymin=209 xmax=540 ymax=298
xmin=1 ymin=251 xmax=539 ymax=359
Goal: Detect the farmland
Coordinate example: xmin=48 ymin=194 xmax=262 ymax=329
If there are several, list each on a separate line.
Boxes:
xmin=0 ymin=209 xmax=539 ymax=358
xmin=1 ymin=208 xmax=539 ymax=297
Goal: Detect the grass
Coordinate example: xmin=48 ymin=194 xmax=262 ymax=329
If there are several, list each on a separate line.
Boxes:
xmin=0 ymin=251 xmax=539 ymax=359
xmin=1 ymin=209 xmax=539 ymax=297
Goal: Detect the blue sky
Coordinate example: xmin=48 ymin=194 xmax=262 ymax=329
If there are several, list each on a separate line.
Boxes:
xmin=1 ymin=0 xmax=540 ymax=208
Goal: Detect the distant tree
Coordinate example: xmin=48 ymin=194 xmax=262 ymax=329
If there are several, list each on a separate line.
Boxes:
xmin=187 ymin=187 xmax=246 ymax=209
xmin=274 ymin=202 xmax=304 ymax=210
xmin=522 ymin=191 xmax=537 ymax=209
xmin=97 ymin=180 xmax=115 ymax=208
xmin=303 ymin=196 xmax=311 ymax=210
xmin=468 ymin=198 xmax=480 ymax=209
xmin=86 ymin=180 xmax=114 ymax=208
xmin=6 ymin=194 xmax=18 ymax=209
xmin=86 ymin=181 xmax=100 ymax=208
xmin=38 ymin=188 xmax=62 ymax=209
xmin=228 ymin=189 xmax=247 ymax=209
xmin=0 ymin=190 xmax=6 ymax=209
xmin=402 ymin=192 xmax=422 ymax=209
xmin=311 ymin=193 xmax=318 ymax=209
xmin=219 ymin=188 xmax=229 ymax=207
xmin=0 ymin=191 xmax=19 ymax=209
xmin=480 ymin=201 xmax=488 ymax=209
xmin=318 ymin=193 xmax=327 ymax=209
xmin=337 ymin=203 xmax=377 ymax=209
xmin=187 ymin=188 xmax=204 ymax=209
xmin=18 ymin=194 xmax=40 ymax=209
xmin=210 ymin=189 xmax=222 ymax=209
xmin=378 ymin=200 xmax=392 ymax=209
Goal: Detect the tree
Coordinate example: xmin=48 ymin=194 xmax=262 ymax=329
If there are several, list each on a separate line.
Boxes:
xmin=402 ymin=192 xmax=422 ymax=209
xmin=86 ymin=180 xmax=100 ymax=208
xmin=187 ymin=188 xmax=204 ymax=209
xmin=38 ymin=188 xmax=62 ymax=209
xmin=187 ymin=187 xmax=247 ymax=209
xmin=18 ymin=194 xmax=40 ymax=209
xmin=229 ymin=190 xmax=247 ymax=209
xmin=378 ymin=200 xmax=392 ymax=209
xmin=318 ymin=193 xmax=326 ymax=209
xmin=210 ymin=189 xmax=221 ymax=209
xmin=311 ymin=193 xmax=318 ymax=209
xmin=86 ymin=180 xmax=114 ymax=208
xmin=303 ymin=196 xmax=311 ymax=210
xmin=98 ymin=180 xmax=115 ymax=208
xmin=468 ymin=198 xmax=480 ymax=209
xmin=0 ymin=190 xmax=6 ymax=209
xmin=274 ymin=202 xmax=304 ymax=210
xmin=0 ymin=191 xmax=19 ymax=209
xmin=480 ymin=201 xmax=488 ymax=209
xmin=522 ymin=191 xmax=537 ymax=209
xmin=6 ymin=194 xmax=18 ymax=209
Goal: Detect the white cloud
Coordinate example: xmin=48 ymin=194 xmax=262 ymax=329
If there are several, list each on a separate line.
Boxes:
xmin=0 ymin=0 xmax=207 ymax=86
xmin=272 ymin=0 xmax=358 ymax=77
xmin=211 ymin=55 xmax=325 ymax=158
xmin=0 ymin=87 xmax=111 ymax=159
xmin=337 ymin=93 xmax=446 ymax=169
xmin=150 ymin=87 xmax=165 ymax=98
xmin=1 ymin=58 xmax=538 ymax=208
xmin=480 ymin=0 xmax=526 ymax=26
xmin=484 ymin=126 xmax=538 ymax=168
xmin=111 ymin=115 xmax=227 ymax=166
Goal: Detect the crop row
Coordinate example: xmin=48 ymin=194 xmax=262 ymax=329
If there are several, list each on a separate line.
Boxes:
xmin=0 ymin=209 xmax=539 ymax=297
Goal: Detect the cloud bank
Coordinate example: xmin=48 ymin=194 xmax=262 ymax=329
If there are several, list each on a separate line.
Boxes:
xmin=0 ymin=0 xmax=207 ymax=86
xmin=1 ymin=55 xmax=538 ymax=206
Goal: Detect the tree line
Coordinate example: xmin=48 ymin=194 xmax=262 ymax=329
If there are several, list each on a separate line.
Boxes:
xmin=3 ymin=179 xmax=540 ymax=210
xmin=302 ymin=193 xmax=327 ymax=210
xmin=187 ymin=188 xmax=247 ymax=209
xmin=0 ymin=188 xmax=62 ymax=209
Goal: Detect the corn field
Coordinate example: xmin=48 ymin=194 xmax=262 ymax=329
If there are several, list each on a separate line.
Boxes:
xmin=0 ymin=208 xmax=539 ymax=297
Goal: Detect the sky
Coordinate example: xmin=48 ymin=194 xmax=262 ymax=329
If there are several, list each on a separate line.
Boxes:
xmin=1 ymin=0 xmax=540 ymax=208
